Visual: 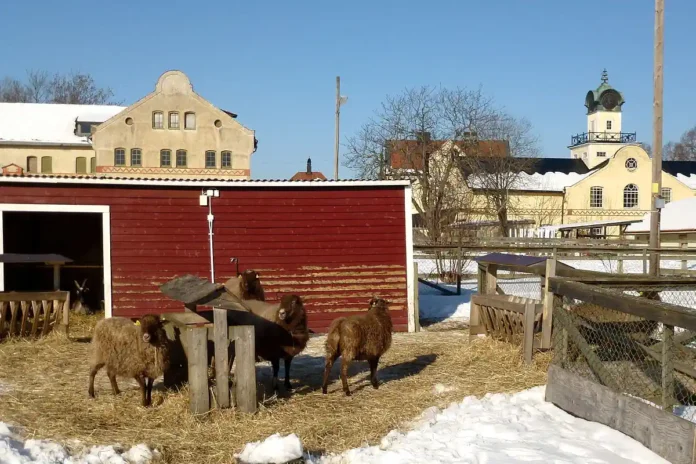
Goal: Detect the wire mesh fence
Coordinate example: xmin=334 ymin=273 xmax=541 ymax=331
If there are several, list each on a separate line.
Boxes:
xmin=551 ymin=284 xmax=696 ymax=420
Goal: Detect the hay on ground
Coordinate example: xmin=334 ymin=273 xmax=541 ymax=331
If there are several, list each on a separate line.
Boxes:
xmin=0 ymin=314 xmax=549 ymax=464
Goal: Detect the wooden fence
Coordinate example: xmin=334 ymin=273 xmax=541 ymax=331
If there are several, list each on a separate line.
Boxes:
xmin=0 ymin=291 xmax=69 ymax=340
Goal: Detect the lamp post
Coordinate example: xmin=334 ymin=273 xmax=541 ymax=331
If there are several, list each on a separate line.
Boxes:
xmin=334 ymin=76 xmax=348 ymax=180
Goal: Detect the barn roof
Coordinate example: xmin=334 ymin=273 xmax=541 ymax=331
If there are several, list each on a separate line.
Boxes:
xmin=0 ymin=173 xmax=410 ymax=188
xmin=0 ymin=102 xmax=126 ymax=146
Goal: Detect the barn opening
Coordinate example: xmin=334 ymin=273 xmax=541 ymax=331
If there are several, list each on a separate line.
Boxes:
xmin=1 ymin=211 xmax=105 ymax=311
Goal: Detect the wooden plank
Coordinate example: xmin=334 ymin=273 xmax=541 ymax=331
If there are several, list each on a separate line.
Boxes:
xmin=159 ymin=274 xmax=223 ymax=305
xmin=553 ymin=305 xmax=619 ymax=390
xmin=8 ymin=302 xmax=19 ymax=336
xmin=0 ymin=291 xmax=68 ymax=302
xmin=163 ymin=312 xmax=213 ymax=328
xmin=546 ymin=365 xmax=695 ymax=464
xmin=549 ymin=278 xmax=696 ymax=332
xmin=213 ymin=308 xmax=230 ymax=409
xmin=471 ymin=295 xmax=541 ymax=315
xmin=662 ymin=324 xmax=675 ymax=410
xmin=0 ymin=301 xmax=6 ymax=335
xmin=485 ymin=264 xmax=497 ymax=295
xmin=523 ymin=302 xmax=535 ymax=364
xmin=30 ymin=301 xmax=41 ymax=336
xmin=186 ymin=327 xmax=210 ymax=414
xmin=232 ymin=325 xmax=257 ymax=414
xmin=541 ymin=256 xmax=557 ymax=349
xmin=19 ymin=301 xmax=30 ymax=336
xmin=41 ymin=300 xmax=52 ymax=335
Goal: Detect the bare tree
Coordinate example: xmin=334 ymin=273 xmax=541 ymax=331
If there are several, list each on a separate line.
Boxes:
xmin=664 ymin=126 xmax=696 ymax=161
xmin=0 ymin=70 xmax=119 ymax=105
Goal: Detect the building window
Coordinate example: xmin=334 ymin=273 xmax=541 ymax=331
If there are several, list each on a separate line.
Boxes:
xmin=597 ymin=151 xmax=606 ymax=157
xmin=114 ymin=148 xmax=126 ymax=166
xmin=41 ymin=156 xmax=52 ymax=173
xmin=590 ymin=186 xmax=603 ymax=208
xmin=176 ymin=149 xmax=187 ymax=167
xmin=625 ymin=158 xmax=637 ymax=171
xmin=661 ymin=187 xmax=672 ymax=204
xmin=205 ymin=151 xmax=216 ymax=168
xmin=168 ymin=112 xmax=179 ymax=129
xmin=26 ymin=156 xmax=37 ymax=173
xmin=624 ymin=184 xmax=639 ymax=208
xmin=77 ymin=122 xmax=95 ymax=136
xmin=90 ymin=157 xmax=96 ymax=173
xmin=184 ymin=112 xmax=196 ymax=130
xmin=152 ymin=111 xmax=164 ymax=129
xmin=131 ymin=148 xmax=142 ymax=167
xmin=160 ymin=149 xmax=171 ymax=167
xmin=75 ymin=157 xmax=87 ymax=173
xmin=607 ymin=120 xmax=612 ymax=130
xmin=221 ymin=151 xmax=232 ymax=169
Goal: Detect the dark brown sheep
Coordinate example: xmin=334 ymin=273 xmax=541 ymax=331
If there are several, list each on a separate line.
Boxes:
xmin=203 ymin=295 xmax=309 ymax=391
xmin=223 ymin=270 xmax=266 ymax=301
xmin=322 ymin=297 xmax=393 ymax=396
xmin=88 ymin=314 xmax=170 ymax=407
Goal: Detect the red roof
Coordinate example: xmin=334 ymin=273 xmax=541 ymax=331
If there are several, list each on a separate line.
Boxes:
xmin=388 ymin=139 xmax=509 ymax=170
xmin=290 ymin=171 xmax=327 ymax=181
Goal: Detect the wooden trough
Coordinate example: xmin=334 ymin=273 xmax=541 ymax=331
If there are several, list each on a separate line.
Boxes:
xmin=0 ymin=291 xmax=70 ymax=340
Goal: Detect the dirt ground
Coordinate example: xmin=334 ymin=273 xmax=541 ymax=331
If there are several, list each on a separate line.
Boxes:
xmin=0 ymin=314 xmax=550 ymax=463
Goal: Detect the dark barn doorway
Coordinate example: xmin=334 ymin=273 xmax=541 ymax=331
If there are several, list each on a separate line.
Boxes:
xmin=2 ymin=212 xmax=104 ymax=311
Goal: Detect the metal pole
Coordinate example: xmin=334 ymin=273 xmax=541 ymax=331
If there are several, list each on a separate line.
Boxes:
xmin=334 ymin=76 xmax=340 ymax=180
xmin=649 ymin=0 xmax=664 ymax=277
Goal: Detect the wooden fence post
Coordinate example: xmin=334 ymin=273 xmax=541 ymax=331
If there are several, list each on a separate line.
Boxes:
xmin=680 ymin=237 xmax=688 ymax=271
xmin=413 ymin=262 xmax=420 ymax=332
xmin=617 ymin=254 xmax=624 ymax=274
xmin=186 ymin=327 xmax=210 ymax=414
xmin=232 ymin=325 xmax=257 ymax=414
xmin=662 ymin=324 xmax=675 ymax=410
xmin=485 ymin=264 xmax=498 ymax=295
xmin=541 ymin=254 xmax=557 ymax=350
xmin=213 ymin=308 xmax=230 ymax=409
xmin=523 ymin=302 xmax=535 ymax=364
xmin=643 ymin=248 xmax=648 ymax=274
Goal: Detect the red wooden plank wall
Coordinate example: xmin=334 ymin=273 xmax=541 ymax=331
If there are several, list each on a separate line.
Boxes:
xmin=0 ymin=183 xmax=409 ymax=332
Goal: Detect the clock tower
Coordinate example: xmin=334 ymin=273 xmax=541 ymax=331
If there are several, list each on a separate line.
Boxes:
xmin=569 ymin=70 xmax=636 ymax=168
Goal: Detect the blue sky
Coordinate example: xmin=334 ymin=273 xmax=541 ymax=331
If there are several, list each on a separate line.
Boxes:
xmin=2 ymin=0 xmax=694 ymax=179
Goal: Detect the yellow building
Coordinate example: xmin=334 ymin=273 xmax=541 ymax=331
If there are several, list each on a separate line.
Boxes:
xmin=0 ymin=70 xmax=257 ymax=180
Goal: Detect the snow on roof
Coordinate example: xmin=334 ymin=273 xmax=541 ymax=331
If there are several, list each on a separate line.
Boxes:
xmin=676 ymin=173 xmax=696 ymax=189
xmin=0 ymin=102 xmax=125 ymax=146
xmin=627 ymin=196 xmax=696 ymax=233
xmin=468 ymin=171 xmax=589 ymax=192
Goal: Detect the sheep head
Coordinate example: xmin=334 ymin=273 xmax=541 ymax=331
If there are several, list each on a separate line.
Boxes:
xmin=368 ymin=297 xmax=390 ymax=314
xmin=240 ymin=269 xmax=261 ymax=293
xmin=278 ymin=295 xmax=305 ymax=323
xmin=139 ymin=314 xmax=167 ymax=345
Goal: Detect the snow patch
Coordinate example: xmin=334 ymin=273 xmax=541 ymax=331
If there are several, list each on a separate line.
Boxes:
xmin=0 ymin=422 xmax=159 ymax=464
xmin=433 ymin=383 xmax=455 ymax=395
xmin=627 ymin=197 xmax=696 ymax=233
xmin=236 ymin=433 xmax=303 ymax=464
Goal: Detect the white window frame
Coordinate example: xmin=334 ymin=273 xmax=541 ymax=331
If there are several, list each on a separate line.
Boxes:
xmin=590 ymin=186 xmax=603 ymax=208
xmin=624 ymin=184 xmax=639 ymax=209
xmin=184 ymin=112 xmax=196 ymax=130
xmin=0 ymin=203 xmax=113 ymax=318
xmin=661 ymin=187 xmax=672 ymax=204
xmin=152 ymin=111 xmax=164 ymax=129
xmin=168 ymin=112 xmax=179 ymax=129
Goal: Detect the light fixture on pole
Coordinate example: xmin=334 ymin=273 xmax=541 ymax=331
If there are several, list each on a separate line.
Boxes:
xmin=335 ymin=76 xmax=348 ymax=180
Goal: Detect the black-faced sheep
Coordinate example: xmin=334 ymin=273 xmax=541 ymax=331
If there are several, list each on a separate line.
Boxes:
xmin=88 ymin=314 xmax=170 ymax=407
xmin=322 ymin=297 xmax=393 ymax=396
xmin=203 ymin=295 xmax=309 ymax=392
xmin=223 ymin=270 xmax=266 ymax=301
xmin=71 ymin=279 xmax=95 ymax=315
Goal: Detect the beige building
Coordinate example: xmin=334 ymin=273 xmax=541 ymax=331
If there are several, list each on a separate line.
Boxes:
xmin=0 ymin=70 xmax=257 ymax=180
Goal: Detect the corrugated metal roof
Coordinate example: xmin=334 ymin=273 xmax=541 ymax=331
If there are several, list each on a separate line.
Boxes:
xmin=0 ymin=173 xmax=410 ymax=188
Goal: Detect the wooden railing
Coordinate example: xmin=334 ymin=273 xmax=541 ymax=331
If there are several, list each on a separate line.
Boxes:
xmin=0 ymin=291 xmax=70 ymax=339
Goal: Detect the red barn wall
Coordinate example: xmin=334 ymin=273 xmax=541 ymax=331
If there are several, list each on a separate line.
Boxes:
xmin=0 ymin=183 xmax=409 ymax=332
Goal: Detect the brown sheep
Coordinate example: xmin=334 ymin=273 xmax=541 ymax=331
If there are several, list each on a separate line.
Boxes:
xmin=322 ymin=297 xmax=393 ymax=396
xmin=202 ymin=295 xmax=309 ymax=391
xmin=223 ymin=270 xmax=265 ymax=301
xmin=88 ymin=314 xmax=170 ymax=407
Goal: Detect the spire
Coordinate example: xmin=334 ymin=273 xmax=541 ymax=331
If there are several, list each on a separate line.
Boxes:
xmin=306 ymin=157 xmax=312 ymax=174
xmin=601 ymin=68 xmax=609 ymax=84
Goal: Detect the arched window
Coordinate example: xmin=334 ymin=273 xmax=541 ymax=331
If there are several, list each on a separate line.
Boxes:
xmin=221 ymin=151 xmax=232 ymax=169
xmin=152 ymin=111 xmax=164 ymax=129
xmin=75 ymin=157 xmax=87 ymax=173
xmin=26 ymin=156 xmax=37 ymax=173
xmin=160 ymin=149 xmax=172 ymax=167
xmin=184 ymin=112 xmax=196 ymax=130
xmin=205 ymin=150 xmax=216 ymax=168
xmin=623 ymin=184 xmax=638 ymax=209
xmin=176 ymin=149 xmax=187 ymax=167
xmin=114 ymin=148 xmax=126 ymax=166
xmin=590 ymin=186 xmax=603 ymax=208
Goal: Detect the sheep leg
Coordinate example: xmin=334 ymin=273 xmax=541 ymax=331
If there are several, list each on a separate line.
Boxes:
xmin=271 ymin=358 xmax=280 ymax=391
xmin=340 ymin=358 xmax=352 ymax=396
xmin=146 ymin=377 xmax=154 ymax=405
xmin=88 ymin=362 xmax=105 ymax=398
xmin=283 ymin=357 xmax=293 ymax=391
xmin=135 ymin=375 xmax=149 ymax=407
xmin=322 ymin=354 xmax=338 ymax=394
xmin=107 ymin=369 xmax=120 ymax=395
xmin=368 ymin=358 xmax=380 ymax=389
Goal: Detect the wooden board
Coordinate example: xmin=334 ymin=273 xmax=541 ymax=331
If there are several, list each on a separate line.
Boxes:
xmin=163 ymin=312 xmax=213 ymax=328
xmin=160 ymin=275 xmax=223 ymax=305
xmin=546 ymin=365 xmax=696 ymax=464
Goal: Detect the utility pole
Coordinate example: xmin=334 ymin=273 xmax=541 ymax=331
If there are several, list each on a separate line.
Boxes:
xmin=649 ymin=0 xmax=664 ymax=276
xmin=334 ymin=76 xmax=340 ymax=180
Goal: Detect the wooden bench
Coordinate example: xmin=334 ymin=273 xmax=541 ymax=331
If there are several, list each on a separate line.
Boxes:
xmin=0 ymin=291 xmax=70 ymax=340
xmin=470 ymin=294 xmax=543 ymax=364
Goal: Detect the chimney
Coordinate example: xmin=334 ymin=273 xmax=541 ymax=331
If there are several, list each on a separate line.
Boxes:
xmin=306 ymin=157 xmax=312 ymax=174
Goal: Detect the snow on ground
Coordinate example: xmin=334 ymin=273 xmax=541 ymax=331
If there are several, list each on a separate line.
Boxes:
xmin=418 ymin=282 xmax=474 ymax=322
xmin=0 ymin=422 xmax=160 ymax=464
xmin=240 ymin=386 xmax=669 ymax=464
xmin=236 ymin=433 xmax=304 ymax=464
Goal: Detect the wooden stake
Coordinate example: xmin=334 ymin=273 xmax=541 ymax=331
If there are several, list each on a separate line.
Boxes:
xmin=232 ymin=325 xmax=257 ymax=414
xmin=186 ymin=327 xmax=210 ymax=414
xmin=213 ymin=308 xmax=230 ymax=409
xmin=649 ymin=0 xmax=665 ymax=276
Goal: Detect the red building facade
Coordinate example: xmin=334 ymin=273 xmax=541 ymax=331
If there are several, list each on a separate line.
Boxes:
xmin=0 ymin=176 xmax=414 ymax=332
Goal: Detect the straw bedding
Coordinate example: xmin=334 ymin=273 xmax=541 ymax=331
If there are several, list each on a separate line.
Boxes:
xmin=0 ymin=313 xmax=550 ymax=463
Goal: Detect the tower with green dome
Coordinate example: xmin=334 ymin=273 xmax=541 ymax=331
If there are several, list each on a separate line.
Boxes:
xmin=569 ymin=69 xmax=636 ymax=168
